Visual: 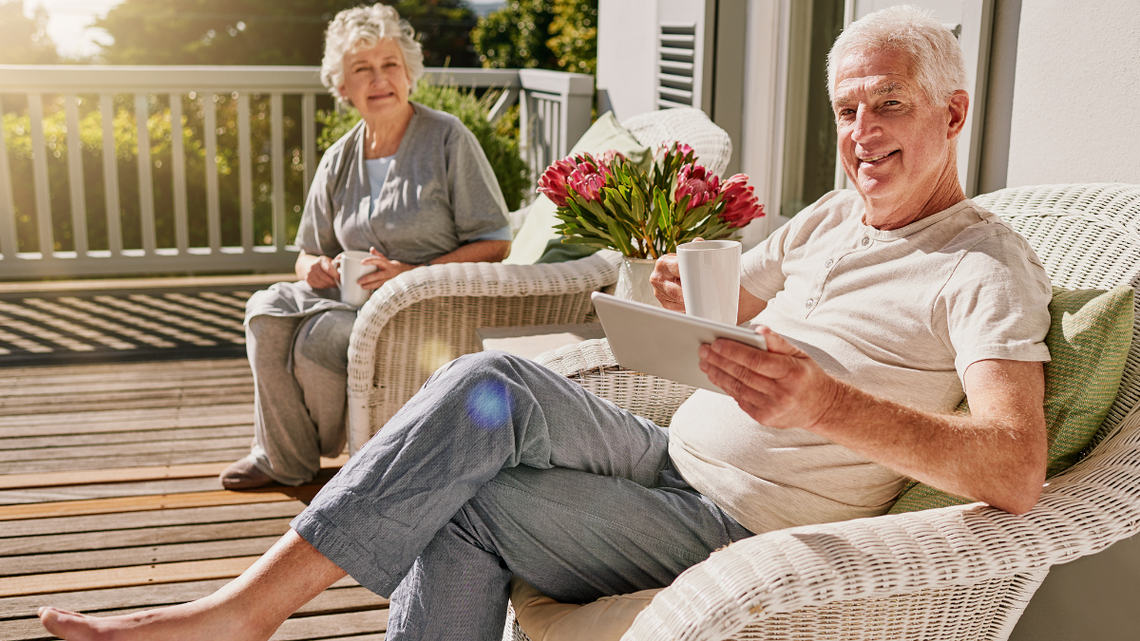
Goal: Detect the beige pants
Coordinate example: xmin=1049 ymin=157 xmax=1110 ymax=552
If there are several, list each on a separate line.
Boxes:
xmin=245 ymin=311 xmax=355 ymax=485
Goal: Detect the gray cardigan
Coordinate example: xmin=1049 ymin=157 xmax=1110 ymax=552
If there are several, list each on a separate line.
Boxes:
xmin=247 ymin=102 xmax=509 ymax=321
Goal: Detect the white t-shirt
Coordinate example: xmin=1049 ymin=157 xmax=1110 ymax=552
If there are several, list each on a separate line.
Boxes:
xmin=669 ymin=190 xmax=1052 ymax=534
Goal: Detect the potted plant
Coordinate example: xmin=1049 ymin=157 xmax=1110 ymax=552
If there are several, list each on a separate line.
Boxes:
xmin=537 ymin=143 xmax=765 ymax=305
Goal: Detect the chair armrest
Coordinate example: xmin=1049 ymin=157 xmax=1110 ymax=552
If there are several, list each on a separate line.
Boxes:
xmin=345 ymin=252 xmax=621 ymax=451
xmin=535 ymin=338 xmax=696 ymax=427
xmin=622 ymin=407 xmax=1140 ymax=640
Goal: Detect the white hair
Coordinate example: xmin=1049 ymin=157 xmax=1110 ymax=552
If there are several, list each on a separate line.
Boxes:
xmin=827 ymin=4 xmax=967 ymax=105
xmin=320 ymin=4 xmax=425 ymax=104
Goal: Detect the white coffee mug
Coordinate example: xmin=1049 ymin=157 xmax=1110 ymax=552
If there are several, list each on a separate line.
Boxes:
xmin=339 ymin=250 xmax=378 ymax=307
xmin=677 ymin=239 xmax=741 ymax=325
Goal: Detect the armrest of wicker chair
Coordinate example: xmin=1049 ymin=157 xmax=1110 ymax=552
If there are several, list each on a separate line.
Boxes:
xmin=535 ymin=338 xmax=696 ymax=427
xmin=345 ymin=251 xmax=622 ymax=452
xmin=620 ymin=404 xmax=1140 ymax=639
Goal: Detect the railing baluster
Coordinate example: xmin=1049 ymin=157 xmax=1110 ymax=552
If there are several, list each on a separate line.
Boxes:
xmin=169 ymin=93 xmax=189 ymax=254
xmin=134 ymin=93 xmax=156 ymax=254
xmin=271 ymin=93 xmax=285 ymax=251
xmin=64 ymin=94 xmax=87 ymax=256
xmin=100 ymin=94 xmax=122 ymax=256
xmin=237 ymin=92 xmax=253 ymax=252
xmin=203 ymin=94 xmax=221 ymax=253
xmin=302 ymin=93 xmax=315 ymax=202
xmin=237 ymin=93 xmax=253 ymax=252
xmin=0 ymin=102 xmax=18 ymax=258
xmin=28 ymin=93 xmax=53 ymax=257
xmin=518 ymin=89 xmax=531 ymax=180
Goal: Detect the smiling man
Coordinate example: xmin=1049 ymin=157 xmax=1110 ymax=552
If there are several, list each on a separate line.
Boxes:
xmin=38 ymin=6 xmax=1053 ymax=641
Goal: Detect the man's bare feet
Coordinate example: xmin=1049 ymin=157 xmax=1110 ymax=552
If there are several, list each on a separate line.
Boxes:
xmin=38 ymin=598 xmax=270 ymax=641
xmin=37 ymin=531 xmax=346 ymax=641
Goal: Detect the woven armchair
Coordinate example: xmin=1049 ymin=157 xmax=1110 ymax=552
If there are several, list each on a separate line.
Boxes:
xmin=506 ymin=183 xmax=1140 ymax=640
xmin=345 ymin=109 xmax=733 ymax=452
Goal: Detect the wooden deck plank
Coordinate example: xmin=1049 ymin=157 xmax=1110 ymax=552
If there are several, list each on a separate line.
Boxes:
xmin=0 ymin=477 xmax=231 ymax=505
xmin=0 ymin=456 xmax=348 ymax=491
xmin=0 ymin=405 xmax=252 ymax=436
xmin=0 ymin=437 xmax=255 ymax=463
xmin=5 ymin=535 xmax=282 ymax=576
xmin=0 ymin=483 xmax=327 ymax=521
xmin=0 ymin=371 xmax=253 ymax=394
xmin=0 ymin=390 xmax=255 ymax=416
xmin=0 ymin=556 xmax=263 ymax=597
xmin=0 ymin=449 xmax=255 ymax=475
xmin=0 ymin=502 xmax=306 ymax=538
xmin=0 ymin=427 xmax=251 ymax=452
xmin=4 ymin=516 xmax=292 ymax=557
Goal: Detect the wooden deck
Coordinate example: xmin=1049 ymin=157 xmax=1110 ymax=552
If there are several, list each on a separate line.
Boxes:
xmin=0 ymin=357 xmax=391 ymax=640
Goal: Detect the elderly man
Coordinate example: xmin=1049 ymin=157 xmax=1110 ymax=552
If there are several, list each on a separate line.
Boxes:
xmin=38 ymin=6 xmax=1050 ymax=641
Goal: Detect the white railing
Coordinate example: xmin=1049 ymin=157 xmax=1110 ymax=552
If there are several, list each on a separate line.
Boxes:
xmin=0 ymin=65 xmax=593 ymax=279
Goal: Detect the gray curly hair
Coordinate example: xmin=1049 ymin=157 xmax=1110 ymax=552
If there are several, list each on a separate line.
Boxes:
xmin=827 ymin=4 xmax=967 ymax=106
xmin=320 ymin=4 xmax=425 ymax=104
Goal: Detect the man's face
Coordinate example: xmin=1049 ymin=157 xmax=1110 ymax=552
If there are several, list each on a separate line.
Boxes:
xmin=832 ymin=47 xmax=966 ymax=226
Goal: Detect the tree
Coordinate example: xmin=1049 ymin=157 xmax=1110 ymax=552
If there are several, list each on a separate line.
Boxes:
xmin=471 ymin=0 xmax=596 ymax=74
xmin=0 ymin=0 xmax=59 ymax=64
xmin=93 ymin=0 xmax=478 ymax=68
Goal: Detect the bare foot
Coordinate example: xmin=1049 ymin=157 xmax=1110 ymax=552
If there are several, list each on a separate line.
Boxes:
xmin=38 ymin=598 xmax=270 ymax=641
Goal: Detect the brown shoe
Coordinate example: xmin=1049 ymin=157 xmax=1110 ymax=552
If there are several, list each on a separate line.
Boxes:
xmin=220 ymin=457 xmax=276 ymax=490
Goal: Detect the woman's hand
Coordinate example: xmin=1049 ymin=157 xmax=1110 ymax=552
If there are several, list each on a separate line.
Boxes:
xmin=296 ymin=251 xmax=340 ymax=289
xmin=357 ymin=248 xmax=416 ymax=291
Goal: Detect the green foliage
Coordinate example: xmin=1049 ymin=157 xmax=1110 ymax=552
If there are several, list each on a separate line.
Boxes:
xmin=548 ymin=0 xmax=598 ymax=74
xmin=471 ymin=0 xmax=597 ymax=74
xmin=1 ymin=94 xmax=309 ymax=254
xmin=0 ymin=0 xmax=59 ymax=64
xmin=93 ymin=0 xmax=478 ymax=68
xmin=315 ymin=84 xmax=529 ymax=211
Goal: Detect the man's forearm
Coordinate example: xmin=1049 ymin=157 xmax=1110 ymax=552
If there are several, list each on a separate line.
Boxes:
xmin=805 ymin=377 xmax=1047 ymax=514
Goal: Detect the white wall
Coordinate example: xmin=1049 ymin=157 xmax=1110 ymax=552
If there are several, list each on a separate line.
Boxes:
xmin=596 ymin=0 xmax=658 ymax=121
xmin=1006 ymin=0 xmax=1140 ymax=186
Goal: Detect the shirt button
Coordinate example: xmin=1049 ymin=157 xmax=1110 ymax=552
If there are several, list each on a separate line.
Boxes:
xmin=805 ymin=299 xmax=814 ymax=309
xmin=861 ymin=237 xmax=871 ymax=247
xmin=824 ymin=258 xmax=834 ymax=268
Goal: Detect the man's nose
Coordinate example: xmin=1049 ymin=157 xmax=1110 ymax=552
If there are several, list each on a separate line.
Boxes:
xmin=850 ymin=106 xmax=880 ymax=142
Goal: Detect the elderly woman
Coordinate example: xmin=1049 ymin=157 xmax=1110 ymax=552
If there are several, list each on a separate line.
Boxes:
xmin=221 ymin=4 xmax=511 ymax=490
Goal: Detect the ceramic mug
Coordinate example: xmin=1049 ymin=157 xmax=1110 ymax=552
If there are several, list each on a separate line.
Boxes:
xmin=677 ymin=239 xmax=741 ymax=325
xmin=338 ymin=250 xmax=378 ymax=307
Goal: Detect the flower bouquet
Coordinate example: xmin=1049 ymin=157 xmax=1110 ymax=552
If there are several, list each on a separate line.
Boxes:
xmin=537 ymin=143 xmax=765 ymax=260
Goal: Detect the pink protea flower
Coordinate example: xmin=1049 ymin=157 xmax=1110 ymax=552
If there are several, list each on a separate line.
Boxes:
xmin=568 ymin=162 xmax=607 ymax=203
xmin=597 ymin=149 xmax=627 ymax=168
xmin=674 ymin=163 xmax=721 ymax=210
xmin=658 ymin=141 xmax=694 ymax=159
xmin=537 ymin=157 xmax=580 ymax=207
xmin=718 ymin=174 xmax=766 ymax=228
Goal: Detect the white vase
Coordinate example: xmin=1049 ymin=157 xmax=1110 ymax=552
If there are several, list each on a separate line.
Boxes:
xmin=614 ymin=256 xmax=662 ymax=308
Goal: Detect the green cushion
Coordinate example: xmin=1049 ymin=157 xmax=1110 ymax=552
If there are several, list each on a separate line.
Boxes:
xmin=889 ymin=285 xmax=1135 ymax=514
xmin=504 ymin=111 xmax=650 ymax=265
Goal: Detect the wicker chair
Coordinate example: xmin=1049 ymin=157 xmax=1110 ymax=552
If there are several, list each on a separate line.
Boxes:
xmin=344 ymin=108 xmax=733 ymax=452
xmin=504 ymin=183 xmax=1140 ymax=640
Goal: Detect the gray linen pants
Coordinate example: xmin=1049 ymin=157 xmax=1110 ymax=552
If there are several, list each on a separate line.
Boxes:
xmin=292 ymin=351 xmax=753 ymax=641
xmin=247 ymin=311 xmax=356 ymax=485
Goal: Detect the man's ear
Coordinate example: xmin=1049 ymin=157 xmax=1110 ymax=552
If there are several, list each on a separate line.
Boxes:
xmin=947 ymin=90 xmax=969 ymax=139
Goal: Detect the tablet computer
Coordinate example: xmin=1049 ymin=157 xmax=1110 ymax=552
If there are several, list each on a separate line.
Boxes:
xmin=591 ymin=291 xmax=767 ymax=394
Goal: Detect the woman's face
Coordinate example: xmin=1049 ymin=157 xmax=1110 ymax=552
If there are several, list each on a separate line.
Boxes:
xmin=339 ymin=38 xmax=412 ymax=120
